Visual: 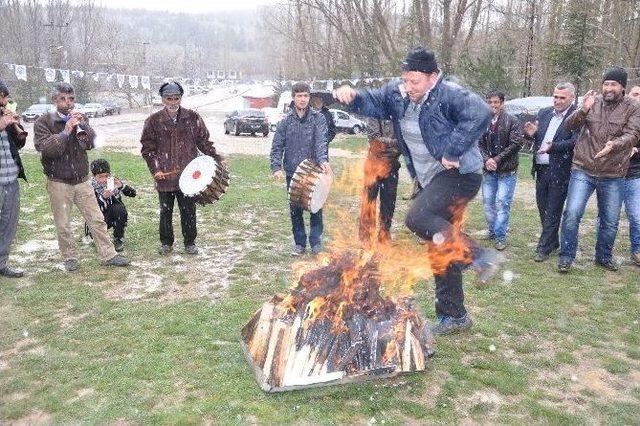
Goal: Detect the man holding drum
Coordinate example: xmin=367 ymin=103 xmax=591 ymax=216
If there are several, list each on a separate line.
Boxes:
xmin=334 ymin=46 xmax=504 ymax=335
xmin=271 ymin=82 xmax=330 ymax=256
xmin=141 ymin=81 xmax=220 ymax=256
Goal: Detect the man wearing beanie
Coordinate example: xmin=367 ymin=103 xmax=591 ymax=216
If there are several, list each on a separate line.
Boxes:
xmin=334 ymin=46 xmax=504 ymax=335
xmin=558 ymin=67 xmax=640 ymax=272
xmin=141 ymin=81 xmax=221 ymax=255
xmin=0 ymin=80 xmax=27 ymax=278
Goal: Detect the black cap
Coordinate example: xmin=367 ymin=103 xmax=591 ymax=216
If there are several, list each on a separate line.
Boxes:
xmin=90 ymin=159 xmax=111 ymax=175
xmin=602 ymin=67 xmax=627 ymax=88
xmin=0 ymin=80 xmax=9 ymax=96
xmin=401 ymin=46 xmax=438 ymax=74
xmin=159 ymin=81 xmax=184 ymax=97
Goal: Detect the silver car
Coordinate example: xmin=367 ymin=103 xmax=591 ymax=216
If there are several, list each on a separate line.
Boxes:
xmin=329 ymin=109 xmax=366 ymax=134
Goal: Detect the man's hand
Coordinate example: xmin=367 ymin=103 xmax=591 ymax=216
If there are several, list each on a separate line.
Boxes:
xmin=537 ymin=142 xmax=553 ymax=154
xmin=594 ymin=140 xmax=615 ymax=159
xmin=442 ymin=157 xmax=460 ymax=169
xmin=114 ymin=178 xmax=123 ymax=188
xmin=485 ymin=158 xmax=497 ymax=171
xmin=581 ymin=90 xmax=597 ymax=112
xmin=333 ymin=85 xmax=357 ymax=104
xmin=0 ymin=113 xmax=17 ymax=131
xmin=153 ymin=171 xmax=166 ymax=181
xmin=523 ymin=121 xmax=538 ymax=137
xmin=64 ymin=116 xmax=81 ymax=134
xmin=102 ymin=189 xmax=114 ymax=198
xmin=272 ymin=170 xmax=285 ymax=182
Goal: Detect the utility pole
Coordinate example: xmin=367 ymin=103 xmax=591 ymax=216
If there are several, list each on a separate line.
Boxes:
xmin=522 ymin=0 xmax=536 ymax=97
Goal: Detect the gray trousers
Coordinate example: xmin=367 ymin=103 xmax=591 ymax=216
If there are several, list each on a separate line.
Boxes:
xmin=0 ymin=180 xmax=20 ymax=270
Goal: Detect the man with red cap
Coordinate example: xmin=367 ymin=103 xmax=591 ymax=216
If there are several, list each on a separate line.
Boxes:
xmin=558 ymin=67 xmax=640 ymax=272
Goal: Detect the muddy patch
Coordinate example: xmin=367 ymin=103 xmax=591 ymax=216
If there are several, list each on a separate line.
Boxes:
xmin=11 ymin=410 xmax=52 ymax=425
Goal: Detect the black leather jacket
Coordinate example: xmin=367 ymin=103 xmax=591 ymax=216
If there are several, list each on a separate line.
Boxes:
xmin=479 ymin=110 xmax=524 ymax=173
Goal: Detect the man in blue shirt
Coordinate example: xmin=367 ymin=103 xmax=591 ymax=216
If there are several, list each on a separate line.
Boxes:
xmin=334 ymin=46 xmax=503 ymax=335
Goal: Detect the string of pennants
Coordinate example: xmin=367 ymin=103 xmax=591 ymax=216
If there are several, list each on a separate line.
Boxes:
xmin=4 ymin=62 xmax=396 ymax=91
xmin=3 ymin=62 xmax=152 ymax=90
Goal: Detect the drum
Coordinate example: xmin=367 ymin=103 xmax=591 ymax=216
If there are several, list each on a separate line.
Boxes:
xmin=179 ymin=155 xmax=230 ymax=206
xmin=288 ymin=159 xmax=332 ymax=213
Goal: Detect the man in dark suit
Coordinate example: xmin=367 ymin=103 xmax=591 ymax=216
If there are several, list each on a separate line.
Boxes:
xmin=524 ymin=82 xmax=579 ymax=262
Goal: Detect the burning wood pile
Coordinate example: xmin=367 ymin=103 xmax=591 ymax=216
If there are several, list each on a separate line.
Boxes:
xmin=240 ymin=251 xmax=434 ymax=392
xmin=241 ymin=136 xmax=435 ymax=392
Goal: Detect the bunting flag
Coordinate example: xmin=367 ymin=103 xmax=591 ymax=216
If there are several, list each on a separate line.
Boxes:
xmin=140 ymin=75 xmax=151 ymax=90
xmin=60 ymin=69 xmax=70 ymax=83
xmin=14 ymin=64 xmax=27 ymax=81
xmin=116 ymin=74 xmax=125 ymax=88
xmin=44 ymin=68 xmax=56 ymax=82
xmin=128 ymin=75 xmax=139 ymax=89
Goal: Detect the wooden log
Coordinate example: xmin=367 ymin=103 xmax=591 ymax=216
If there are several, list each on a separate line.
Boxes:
xmin=402 ymin=321 xmax=412 ymax=371
xmin=410 ymin=334 xmax=425 ymax=371
xmin=262 ymin=320 xmax=285 ymax=381
xmin=283 ymin=315 xmax=303 ymax=383
xmin=247 ymin=303 xmax=275 ymax=368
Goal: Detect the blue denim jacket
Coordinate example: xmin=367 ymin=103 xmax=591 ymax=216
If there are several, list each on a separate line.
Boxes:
xmin=270 ymin=107 xmax=328 ymax=174
xmin=350 ymin=76 xmax=491 ymax=179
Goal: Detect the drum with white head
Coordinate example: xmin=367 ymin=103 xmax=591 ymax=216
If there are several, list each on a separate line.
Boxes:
xmin=288 ymin=159 xmax=332 ymax=213
xmin=179 ymin=155 xmax=229 ymax=205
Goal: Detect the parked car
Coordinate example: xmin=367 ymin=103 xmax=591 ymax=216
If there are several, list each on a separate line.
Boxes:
xmin=224 ymin=109 xmax=269 ymax=137
xmin=262 ymin=107 xmax=285 ymax=132
xmin=329 ymin=109 xmax=366 ymax=134
xmin=102 ymin=101 xmax=121 ymax=115
xmin=21 ymin=104 xmax=55 ymax=122
xmin=83 ymin=103 xmax=106 ymax=118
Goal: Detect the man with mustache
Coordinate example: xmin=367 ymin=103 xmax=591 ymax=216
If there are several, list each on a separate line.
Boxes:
xmin=558 ymin=68 xmax=640 ymax=272
xmin=141 ymin=81 xmax=220 ymax=256
xmin=34 ymin=82 xmax=130 ymax=272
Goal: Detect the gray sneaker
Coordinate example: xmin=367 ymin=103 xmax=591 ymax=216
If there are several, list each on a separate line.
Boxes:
xmin=64 ymin=259 xmax=79 ymax=272
xmin=494 ymin=240 xmax=507 ymax=251
xmin=431 ymin=315 xmax=473 ymax=335
xmin=310 ymin=244 xmax=322 ymax=255
xmin=631 ymin=252 xmax=640 ymax=267
xmin=185 ymin=244 xmax=199 ymax=255
xmin=104 ymin=254 xmax=130 ymax=267
xmin=291 ymin=245 xmax=305 ymax=256
xmin=158 ymin=244 xmax=173 ymax=255
xmin=473 ymin=248 xmax=505 ymax=286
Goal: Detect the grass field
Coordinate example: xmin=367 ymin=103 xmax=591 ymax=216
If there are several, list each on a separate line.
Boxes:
xmin=1 ymin=149 xmax=639 ymax=424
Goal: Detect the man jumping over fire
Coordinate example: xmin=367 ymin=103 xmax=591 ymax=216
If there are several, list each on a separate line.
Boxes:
xmin=334 ymin=46 xmax=504 ymax=335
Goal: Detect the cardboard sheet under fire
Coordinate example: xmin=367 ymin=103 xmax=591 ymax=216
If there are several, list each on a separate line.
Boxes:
xmin=240 ymin=251 xmax=435 ymax=392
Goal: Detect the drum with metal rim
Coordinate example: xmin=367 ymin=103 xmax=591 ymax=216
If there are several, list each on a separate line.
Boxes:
xmin=179 ymin=155 xmax=230 ymax=206
xmin=288 ymin=159 xmax=332 ymax=213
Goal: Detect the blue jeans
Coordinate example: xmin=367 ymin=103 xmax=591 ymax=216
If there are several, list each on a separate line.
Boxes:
xmin=481 ymin=171 xmax=517 ymax=241
xmin=559 ymin=169 xmax=624 ymax=262
xmin=286 ymin=175 xmax=323 ymax=248
xmin=624 ymin=177 xmax=640 ymax=254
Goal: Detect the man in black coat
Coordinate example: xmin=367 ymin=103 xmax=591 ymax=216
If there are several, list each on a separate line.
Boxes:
xmin=310 ymin=92 xmax=337 ymax=143
xmin=0 ymin=80 xmax=27 ymax=278
xmin=524 ymin=82 xmax=579 ymax=262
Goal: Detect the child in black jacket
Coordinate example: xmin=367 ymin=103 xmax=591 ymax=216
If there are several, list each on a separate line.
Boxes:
xmin=89 ymin=159 xmax=136 ymax=252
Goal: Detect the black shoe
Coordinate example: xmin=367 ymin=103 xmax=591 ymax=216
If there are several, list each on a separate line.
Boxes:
xmin=64 ymin=259 xmax=79 ymax=272
xmin=557 ymin=258 xmax=572 ymax=273
xmin=595 ymin=258 xmax=619 ymax=272
xmin=113 ymin=238 xmax=125 ymax=252
xmin=0 ymin=266 xmax=24 ymax=278
xmin=534 ymin=252 xmax=549 ymax=262
xmin=104 ymin=254 xmax=130 ymax=267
